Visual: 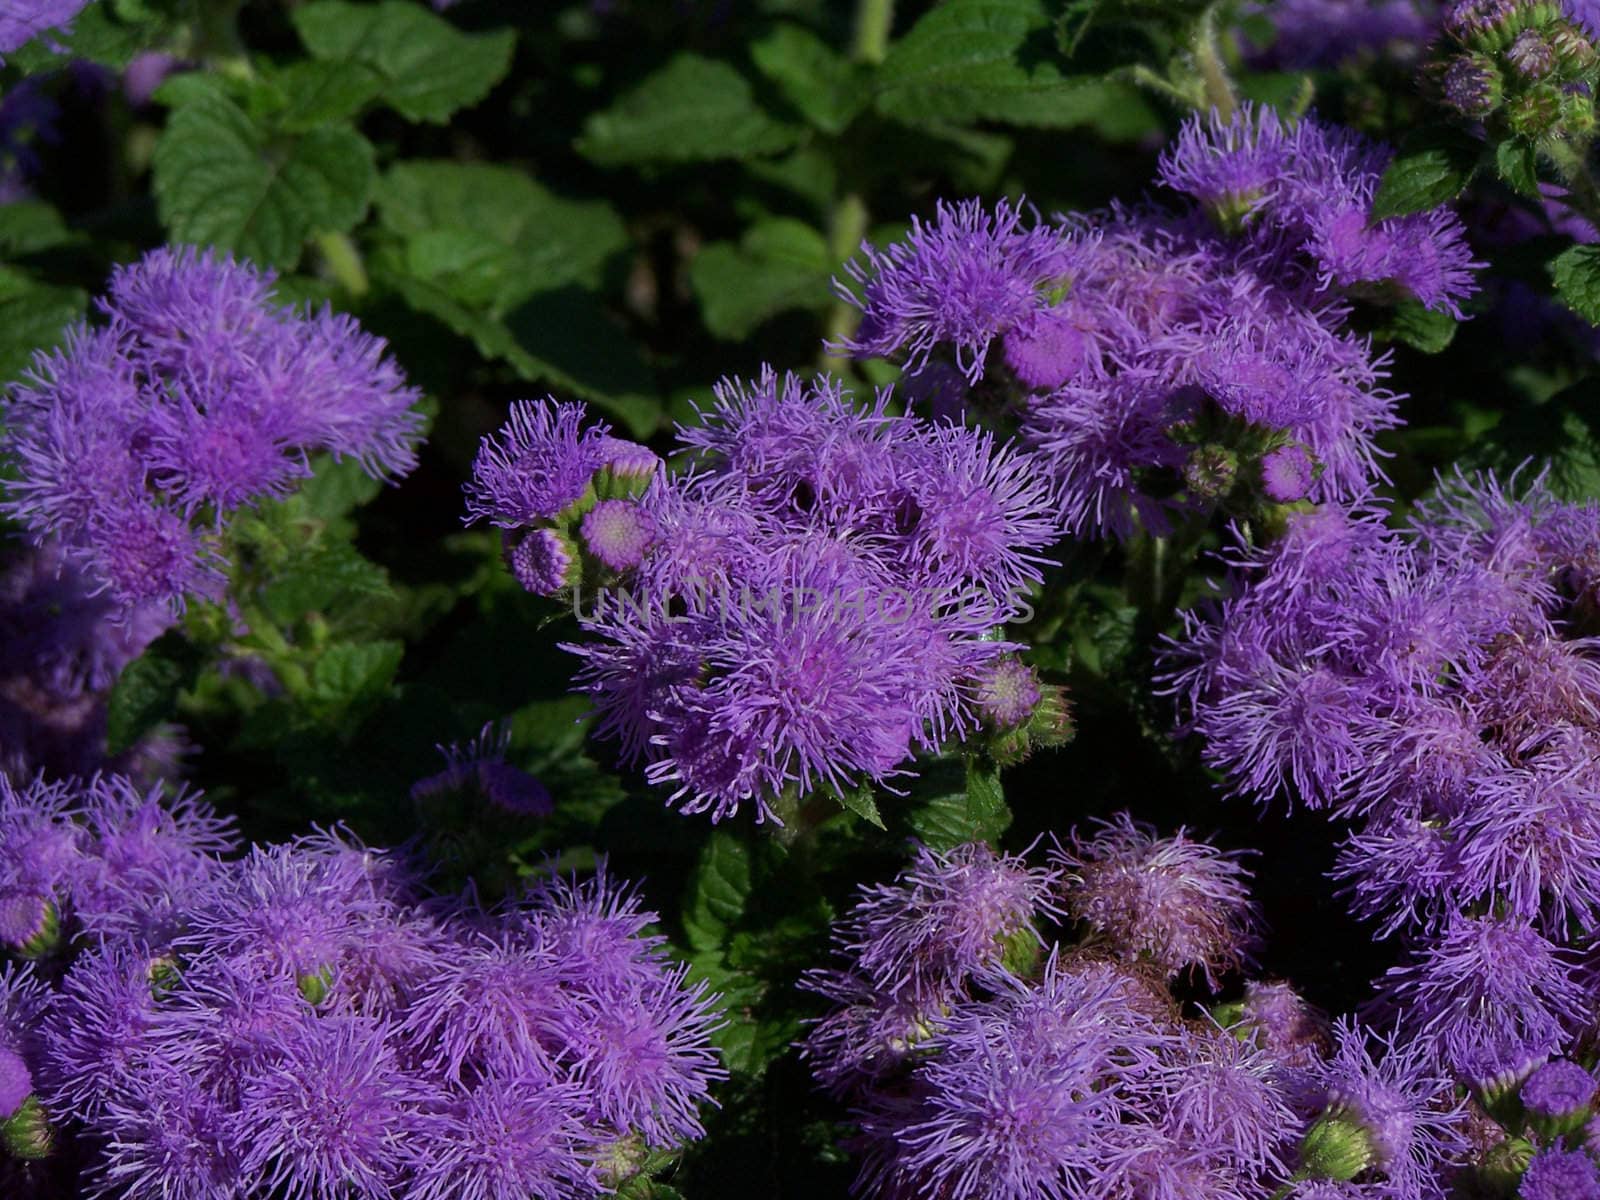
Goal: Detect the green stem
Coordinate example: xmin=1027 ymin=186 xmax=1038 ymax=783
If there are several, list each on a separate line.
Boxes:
xmin=1193 ymin=4 xmax=1236 ymax=119
xmin=820 ymin=191 xmax=870 ymax=373
xmin=851 ymin=0 xmax=895 ymax=65
xmin=313 ymin=231 xmax=370 ymax=297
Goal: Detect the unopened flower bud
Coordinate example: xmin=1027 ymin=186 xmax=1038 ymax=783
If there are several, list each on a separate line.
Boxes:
xmin=1 ymin=1095 xmax=53 ymax=1160
xmin=0 ymin=893 xmax=59 ymax=960
xmin=1185 ymin=445 xmax=1239 ymax=501
xmin=1442 ymin=53 xmax=1504 ymax=117
xmin=505 ymin=528 xmax=576 ymax=597
xmin=1300 ymin=1110 xmax=1377 ymax=1181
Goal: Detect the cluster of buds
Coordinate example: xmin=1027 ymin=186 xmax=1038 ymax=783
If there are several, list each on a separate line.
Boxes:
xmin=972 ymin=656 xmax=1074 ymax=766
xmin=1435 ymin=1 xmax=1598 ymax=142
xmin=502 ymin=444 xmax=660 ymax=599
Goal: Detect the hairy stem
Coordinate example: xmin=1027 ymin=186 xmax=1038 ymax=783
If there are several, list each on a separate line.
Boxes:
xmin=851 ymin=0 xmax=895 ymax=65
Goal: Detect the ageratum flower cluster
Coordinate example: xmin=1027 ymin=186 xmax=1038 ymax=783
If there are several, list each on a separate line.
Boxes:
xmin=466 ymin=368 xmax=1063 ymax=823
xmin=831 ymin=105 xmax=1481 ymax=537
xmin=1434 ymin=0 xmax=1600 ymax=141
xmin=1164 ymin=471 xmax=1600 ymax=1097
xmin=0 ymin=772 xmax=724 ymax=1198
xmin=801 ymin=823 xmax=1469 ymax=1200
xmin=1 ymin=247 xmax=423 ymax=613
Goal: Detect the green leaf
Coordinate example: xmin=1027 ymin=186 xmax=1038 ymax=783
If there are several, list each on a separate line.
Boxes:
xmin=682 ymin=831 xmax=754 ymax=952
xmin=1550 ymin=245 xmax=1600 ymax=325
xmin=835 ymin=784 xmax=886 ymax=830
xmin=268 ymin=60 xmax=386 ymax=133
xmin=296 ymin=455 xmax=386 ymax=522
xmin=689 ymin=218 xmax=833 ymax=339
xmin=260 ymin=543 xmax=394 ymax=625
xmin=378 ymin=162 xmax=627 ymax=311
xmin=1494 ymin=139 xmax=1540 ymax=198
xmin=0 ymin=268 xmax=87 ymax=384
xmin=576 ymin=54 xmax=805 ymax=167
xmin=378 ymin=271 xmax=660 ymax=436
xmin=1378 ymin=299 xmax=1458 ymax=353
xmin=153 ymin=81 xmax=375 ymax=268
xmin=904 ymin=758 xmax=1011 ymax=851
xmin=0 ymin=202 xmax=81 ymax=257
xmin=874 ymin=0 xmax=1148 ymax=131
xmin=292 ymin=0 xmax=516 ymax=124
xmin=750 ymin=24 xmax=869 ymax=135
xmin=7 ymin=0 xmax=168 ymax=70
xmin=310 ymin=641 xmax=404 ymax=710
xmin=1478 ymin=382 xmax=1600 ymax=502
xmin=1370 ymin=137 xmax=1477 ymax=220
xmin=105 ymin=635 xmax=202 ymax=756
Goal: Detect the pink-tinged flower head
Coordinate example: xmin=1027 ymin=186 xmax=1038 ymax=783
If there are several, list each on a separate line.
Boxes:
xmin=580 ymin=500 xmax=656 ymax=571
xmin=1053 ymin=813 xmax=1259 ymax=988
xmin=464 ymin=399 xmax=606 ymax=528
xmin=831 ymin=198 xmax=1072 ymax=381
xmin=1262 ymin=445 xmax=1317 ymax=502
xmin=824 ymin=842 xmax=1060 ymax=1007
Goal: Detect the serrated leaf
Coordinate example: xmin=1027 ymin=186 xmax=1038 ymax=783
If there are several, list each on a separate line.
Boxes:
xmin=875 ymin=0 xmax=1146 ymax=131
xmin=5 ymin=0 xmax=166 ymax=70
xmin=310 ymin=640 xmax=404 ymax=709
xmin=689 ymin=218 xmax=832 ymax=339
xmin=260 ymin=543 xmax=393 ymax=624
xmin=683 ymin=831 xmax=753 ymax=952
xmin=835 ymin=784 xmax=886 ymax=830
xmin=1379 ymin=299 xmax=1458 ymax=353
xmin=1371 ymin=138 xmax=1477 ymax=220
xmin=1495 ymin=139 xmax=1540 ymax=198
xmin=153 ymin=82 xmax=375 ymax=268
xmin=292 ymin=0 xmax=516 ymax=124
xmin=105 ymin=635 xmax=201 ymax=756
xmin=1551 ymin=245 xmax=1600 ymax=325
xmin=378 ymin=162 xmax=627 ymax=312
xmin=296 ymin=455 xmax=385 ymax=522
xmin=0 ymin=268 xmax=87 ymax=383
xmin=750 ymin=24 xmax=869 ymax=135
xmin=1477 ymin=383 xmax=1600 ymax=502
xmin=577 ymin=54 xmax=804 ymax=167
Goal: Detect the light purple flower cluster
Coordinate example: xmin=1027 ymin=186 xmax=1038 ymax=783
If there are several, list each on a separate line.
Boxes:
xmin=802 ymin=829 xmax=1468 ymax=1200
xmin=0 ymin=773 xmax=724 ymax=1197
xmin=0 ymin=0 xmax=91 ymax=58
xmin=469 ymin=370 xmax=1062 ymax=823
xmin=1164 ymin=471 xmax=1600 ymax=1090
xmin=1 ymin=247 xmax=424 ymax=613
xmin=830 ymin=106 xmax=1481 ymax=538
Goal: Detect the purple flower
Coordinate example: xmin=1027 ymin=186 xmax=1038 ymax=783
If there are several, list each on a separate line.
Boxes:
xmin=1305 ymin=1018 xmax=1469 ymax=1195
xmin=826 ymin=842 xmax=1058 ymax=1005
xmin=972 ymin=657 xmax=1041 ymax=729
xmin=1377 ymin=915 xmax=1587 ymax=1087
xmin=1263 ymin=445 xmax=1317 ymax=502
xmin=1521 ymin=1147 xmax=1600 ymax=1200
xmin=0 ymin=0 xmax=92 ymax=57
xmin=233 ymin=1014 xmax=421 ymax=1200
xmin=411 ymin=722 xmax=553 ymax=818
xmin=1240 ymin=981 xmax=1333 ymax=1069
xmin=39 ymin=943 xmax=165 ymax=1117
xmin=3 ymin=247 xmax=423 ymax=612
xmin=89 ymin=1062 xmax=241 ymax=1200
xmin=1521 ymin=1059 xmax=1598 ymax=1118
xmin=1243 ymin=0 xmax=1439 ymax=69
xmin=831 ymin=198 xmax=1072 ymax=381
xmin=464 ymin=399 xmax=606 ymax=528
xmin=1052 ymin=813 xmax=1258 ymax=988
xmin=404 ymin=1076 xmax=602 ymax=1200
xmin=580 ymin=499 xmax=656 ymax=571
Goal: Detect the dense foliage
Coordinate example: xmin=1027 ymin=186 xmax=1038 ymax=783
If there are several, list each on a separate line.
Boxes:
xmin=6 ymin=1 xmax=1600 ymax=1198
